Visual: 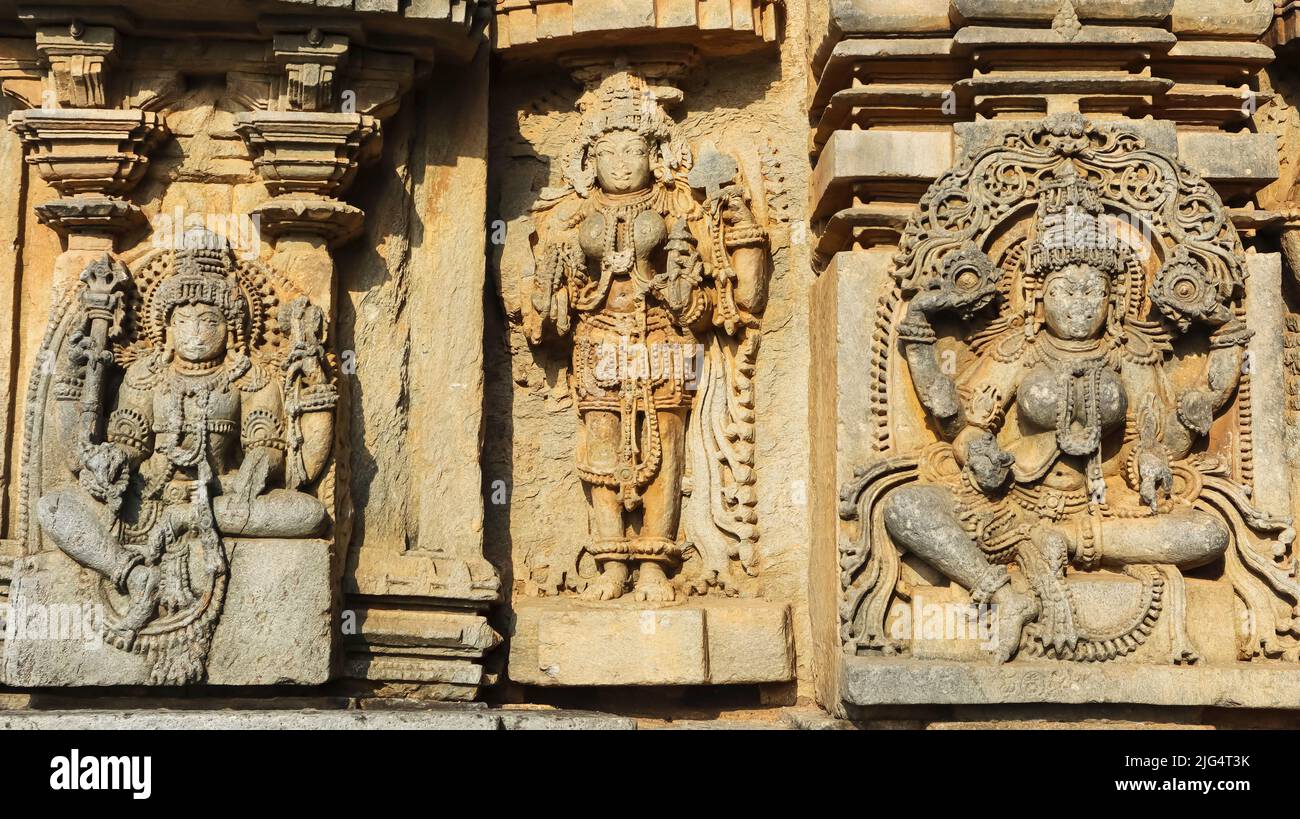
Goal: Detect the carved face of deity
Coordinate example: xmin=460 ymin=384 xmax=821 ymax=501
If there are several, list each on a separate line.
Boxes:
xmin=593 ymin=130 xmax=653 ymax=195
xmin=170 ymin=303 xmax=228 ymax=364
xmin=1042 ymin=263 xmax=1110 ymax=341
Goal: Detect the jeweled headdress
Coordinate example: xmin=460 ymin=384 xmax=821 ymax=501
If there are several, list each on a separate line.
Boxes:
xmin=147 ymin=228 xmax=248 ymax=347
xmin=579 ymin=70 xmax=673 ymax=147
xmin=564 ymin=70 xmax=679 ymax=196
xmin=1029 ymin=169 xmax=1127 ymax=278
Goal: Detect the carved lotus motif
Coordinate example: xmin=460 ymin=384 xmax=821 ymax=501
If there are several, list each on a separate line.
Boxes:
xmin=1151 ymin=249 xmax=1232 ymax=332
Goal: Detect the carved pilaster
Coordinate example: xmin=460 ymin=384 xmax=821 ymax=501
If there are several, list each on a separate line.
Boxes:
xmin=235 ymin=56 xmax=502 ymax=696
xmin=7 ymin=108 xmax=164 ymax=292
xmin=35 ymin=22 xmax=117 ymax=109
xmin=1 ymin=13 xmax=168 ymax=294
xmin=234 ymin=111 xmax=376 ymax=311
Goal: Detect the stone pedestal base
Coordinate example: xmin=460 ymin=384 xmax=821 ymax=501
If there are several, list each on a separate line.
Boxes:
xmin=2 ymin=539 xmax=333 ymax=687
xmin=841 ymin=657 xmax=1300 ymax=709
xmin=894 ymin=575 xmax=1238 ymax=665
xmin=509 ymin=597 xmax=793 ymax=686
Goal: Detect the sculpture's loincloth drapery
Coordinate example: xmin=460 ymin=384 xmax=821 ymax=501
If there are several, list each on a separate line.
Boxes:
xmin=572 ymin=304 xmax=699 ymax=510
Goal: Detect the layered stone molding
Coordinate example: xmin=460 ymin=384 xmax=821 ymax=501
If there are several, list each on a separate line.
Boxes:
xmin=495 ymin=0 xmax=780 ymax=55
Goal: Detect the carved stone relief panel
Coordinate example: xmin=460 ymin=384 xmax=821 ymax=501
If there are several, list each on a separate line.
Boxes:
xmin=834 ymin=114 xmax=1300 ymax=707
xmin=7 ymin=235 xmax=337 ymax=685
xmin=0 ymin=4 xmax=498 ymax=694
xmin=492 ymin=49 xmax=804 ymax=687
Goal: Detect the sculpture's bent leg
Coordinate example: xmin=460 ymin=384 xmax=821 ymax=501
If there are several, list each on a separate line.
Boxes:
xmin=580 ymin=409 xmax=631 ymax=600
xmin=633 ymin=408 xmax=685 ymax=603
xmin=882 ymin=484 xmax=1039 ymax=662
xmin=38 ymin=487 xmax=136 ymax=585
xmin=1099 ymin=509 xmax=1229 ymax=570
xmin=37 ymin=486 xmax=159 ymax=648
xmin=213 ymin=489 xmax=327 ymax=538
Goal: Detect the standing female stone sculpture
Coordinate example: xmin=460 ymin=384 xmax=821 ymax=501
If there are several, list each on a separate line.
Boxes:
xmin=521 ymin=70 xmax=769 ymax=601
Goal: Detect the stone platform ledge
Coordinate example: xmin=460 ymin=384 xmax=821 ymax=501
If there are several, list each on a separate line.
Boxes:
xmin=0 ymin=707 xmax=635 ymax=731
xmin=509 ymin=597 xmax=793 ymax=686
xmin=842 ymin=657 xmax=1300 ymax=709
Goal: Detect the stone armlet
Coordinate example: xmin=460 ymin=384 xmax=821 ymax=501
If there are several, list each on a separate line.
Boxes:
xmin=105 ymin=407 xmax=151 ymax=455
xmin=289 ymin=383 xmax=339 ymax=414
xmin=723 ymin=224 xmax=767 ymax=250
xmin=242 ymin=408 xmax=286 ymax=451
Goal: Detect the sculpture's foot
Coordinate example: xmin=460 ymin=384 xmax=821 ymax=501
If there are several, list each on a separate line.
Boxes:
xmin=633 ymin=561 xmax=675 ymax=603
xmin=581 ymin=561 xmax=630 ymax=601
xmin=987 ymin=586 xmax=1039 ymax=664
xmin=107 ymin=563 xmax=160 ymax=651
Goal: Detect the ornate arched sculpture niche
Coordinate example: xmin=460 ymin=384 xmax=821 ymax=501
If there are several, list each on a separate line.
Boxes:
xmin=840 ymin=114 xmax=1300 ymax=666
xmin=16 ymin=231 xmax=336 ymax=684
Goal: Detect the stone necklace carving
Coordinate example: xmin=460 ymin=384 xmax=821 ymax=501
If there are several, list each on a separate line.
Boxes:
xmin=1033 ymin=334 xmax=1121 ymax=500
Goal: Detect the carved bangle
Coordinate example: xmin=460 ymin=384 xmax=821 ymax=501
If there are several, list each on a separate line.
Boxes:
xmin=969 ymin=564 xmax=1011 ymax=606
xmin=1209 ymin=318 xmax=1252 ymax=349
xmin=54 ymin=376 xmax=84 ymax=401
xmin=897 ymin=318 xmax=937 ymax=344
xmin=1076 ymin=516 xmax=1102 ymax=571
xmin=297 ymin=388 xmax=338 ymax=412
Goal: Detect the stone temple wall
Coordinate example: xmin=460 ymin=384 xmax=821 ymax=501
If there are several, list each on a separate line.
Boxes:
xmin=5 ymin=0 xmax=1300 ymax=728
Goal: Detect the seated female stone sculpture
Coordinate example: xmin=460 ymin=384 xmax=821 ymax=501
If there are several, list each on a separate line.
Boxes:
xmin=880 ymin=172 xmax=1246 ymax=662
xmin=35 ymin=231 xmax=334 ymax=680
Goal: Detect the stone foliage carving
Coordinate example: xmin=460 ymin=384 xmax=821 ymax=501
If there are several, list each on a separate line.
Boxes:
xmin=840 ymin=115 xmax=1300 ymax=665
xmin=19 ymin=230 xmax=337 ymax=683
xmin=515 ymin=68 xmax=771 ymax=602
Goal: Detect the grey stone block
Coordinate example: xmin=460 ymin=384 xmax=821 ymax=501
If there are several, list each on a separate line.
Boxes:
xmin=1178 ymin=132 xmax=1280 ymax=193
xmin=842 ymin=657 xmax=1300 ymax=708
xmin=4 ymin=540 xmax=334 ymax=687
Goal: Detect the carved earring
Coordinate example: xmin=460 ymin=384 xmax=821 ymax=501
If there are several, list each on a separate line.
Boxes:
xmin=567 ymin=145 xmax=596 ymax=195
xmin=652 ymin=143 xmax=670 ymax=183
xmin=1024 ymin=278 xmax=1040 ymax=338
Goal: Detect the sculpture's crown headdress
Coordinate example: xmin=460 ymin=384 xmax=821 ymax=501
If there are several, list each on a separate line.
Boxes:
xmin=580 ymin=70 xmax=673 ymax=146
xmin=151 ymin=228 xmax=247 ymax=340
xmin=1029 ymin=168 xmax=1126 ymax=278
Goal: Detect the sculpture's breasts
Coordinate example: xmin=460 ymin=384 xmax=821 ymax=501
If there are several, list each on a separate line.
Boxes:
xmin=1017 ymin=363 xmax=1127 ymax=434
xmin=576 ymin=206 xmax=670 ymax=313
